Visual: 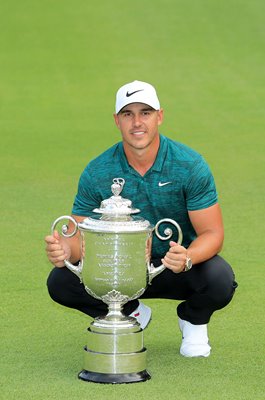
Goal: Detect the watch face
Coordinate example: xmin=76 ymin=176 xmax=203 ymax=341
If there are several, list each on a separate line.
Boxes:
xmin=185 ymin=258 xmax=192 ymax=271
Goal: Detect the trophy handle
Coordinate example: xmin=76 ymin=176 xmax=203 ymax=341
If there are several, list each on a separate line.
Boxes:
xmin=148 ymin=218 xmax=183 ymax=283
xmin=51 ymin=215 xmax=83 ymax=282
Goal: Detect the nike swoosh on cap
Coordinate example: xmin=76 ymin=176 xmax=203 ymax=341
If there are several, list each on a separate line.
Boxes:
xmin=158 ymin=181 xmax=172 ymax=187
xmin=126 ymin=89 xmax=144 ymax=97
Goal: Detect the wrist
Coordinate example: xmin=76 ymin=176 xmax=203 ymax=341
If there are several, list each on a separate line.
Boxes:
xmin=184 ymin=255 xmax=193 ymax=272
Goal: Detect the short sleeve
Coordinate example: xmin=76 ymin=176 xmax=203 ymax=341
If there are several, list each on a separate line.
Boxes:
xmin=72 ymin=168 xmax=100 ymax=216
xmin=185 ymin=157 xmax=218 ymax=211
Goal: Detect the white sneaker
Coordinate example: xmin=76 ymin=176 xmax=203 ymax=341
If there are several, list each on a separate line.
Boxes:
xmin=130 ymin=302 xmax=152 ymax=330
xmin=179 ymin=317 xmax=211 ymax=357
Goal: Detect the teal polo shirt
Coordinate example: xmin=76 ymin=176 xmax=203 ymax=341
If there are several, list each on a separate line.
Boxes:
xmin=72 ymin=134 xmax=218 ymax=257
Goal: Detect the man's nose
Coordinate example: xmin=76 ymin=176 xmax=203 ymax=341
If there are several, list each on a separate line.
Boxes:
xmin=133 ymin=114 xmax=142 ymax=127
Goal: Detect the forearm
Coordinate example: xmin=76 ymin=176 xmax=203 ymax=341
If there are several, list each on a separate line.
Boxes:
xmin=187 ymin=231 xmax=224 ymax=265
xmin=187 ymin=203 xmax=224 ymax=265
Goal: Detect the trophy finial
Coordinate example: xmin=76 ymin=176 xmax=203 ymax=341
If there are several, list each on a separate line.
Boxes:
xmin=93 ymin=177 xmax=139 ymax=216
xmin=111 ymin=178 xmax=125 ymax=197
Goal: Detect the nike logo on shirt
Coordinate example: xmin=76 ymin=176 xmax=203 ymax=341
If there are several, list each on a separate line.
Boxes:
xmin=158 ymin=181 xmax=172 ymax=187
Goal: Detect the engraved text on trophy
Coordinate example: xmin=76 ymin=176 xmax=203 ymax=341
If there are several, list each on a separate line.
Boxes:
xmin=82 ymin=232 xmax=148 ymax=298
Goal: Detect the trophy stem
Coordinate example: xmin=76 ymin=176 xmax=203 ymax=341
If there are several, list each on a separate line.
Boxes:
xmin=92 ymin=301 xmax=139 ymax=330
xmin=106 ymin=301 xmax=125 ymax=321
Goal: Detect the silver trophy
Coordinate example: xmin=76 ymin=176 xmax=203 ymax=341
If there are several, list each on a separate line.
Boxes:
xmin=51 ymin=178 xmax=182 ymax=383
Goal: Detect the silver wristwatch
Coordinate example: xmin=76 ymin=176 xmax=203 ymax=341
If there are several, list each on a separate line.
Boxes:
xmin=184 ymin=256 xmax=193 ymax=272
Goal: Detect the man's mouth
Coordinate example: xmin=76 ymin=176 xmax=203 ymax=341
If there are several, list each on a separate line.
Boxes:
xmin=131 ymin=131 xmax=145 ymax=136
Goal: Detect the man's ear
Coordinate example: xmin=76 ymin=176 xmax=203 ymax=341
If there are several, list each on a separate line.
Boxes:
xmin=113 ymin=113 xmax=120 ymax=129
xmin=157 ymin=109 xmax=164 ymax=126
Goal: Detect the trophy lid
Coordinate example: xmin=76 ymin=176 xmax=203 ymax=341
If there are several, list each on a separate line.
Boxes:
xmin=93 ymin=178 xmax=140 ymax=216
xmin=78 ymin=178 xmax=153 ymax=233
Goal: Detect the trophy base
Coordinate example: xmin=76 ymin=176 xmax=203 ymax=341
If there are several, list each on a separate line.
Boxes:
xmin=79 ymin=323 xmax=150 ymax=383
xmin=78 ymin=369 xmax=151 ymax=384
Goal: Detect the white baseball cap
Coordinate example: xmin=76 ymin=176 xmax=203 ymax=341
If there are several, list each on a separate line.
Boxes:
xmin=115 ymin=80 xmax=160 ymax=114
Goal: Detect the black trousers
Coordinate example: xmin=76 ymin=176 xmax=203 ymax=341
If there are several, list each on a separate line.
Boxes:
xmin=47 ymin=255 xmax=237 ymax=325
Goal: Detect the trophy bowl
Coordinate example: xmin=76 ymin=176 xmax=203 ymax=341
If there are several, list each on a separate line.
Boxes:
xmin=51 ymin=178 xmax=182 ymax=383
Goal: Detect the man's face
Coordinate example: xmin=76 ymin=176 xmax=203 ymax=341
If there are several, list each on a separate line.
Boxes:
xmin=114 ymin=103 xmax=164 ymax=152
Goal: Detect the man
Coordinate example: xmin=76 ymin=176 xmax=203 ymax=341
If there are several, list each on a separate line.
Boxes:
xmin=45 ymin=80 xmax=237 ymax=358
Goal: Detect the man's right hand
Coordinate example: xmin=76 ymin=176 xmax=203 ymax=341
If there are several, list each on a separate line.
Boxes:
xmin=45 ymin=230 xmax=71 ymax=268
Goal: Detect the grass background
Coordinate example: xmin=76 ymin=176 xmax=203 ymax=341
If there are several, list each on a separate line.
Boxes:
xmin=1 ymin=0 xmax=264 ymax=399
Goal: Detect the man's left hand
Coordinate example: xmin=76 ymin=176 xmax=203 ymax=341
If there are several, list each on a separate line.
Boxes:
xmin=162 ymin=241 xmax=188 ymax=273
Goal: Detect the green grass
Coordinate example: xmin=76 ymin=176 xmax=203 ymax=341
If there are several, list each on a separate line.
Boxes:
xmin=1 ymin=0 xmax=264 ymax=399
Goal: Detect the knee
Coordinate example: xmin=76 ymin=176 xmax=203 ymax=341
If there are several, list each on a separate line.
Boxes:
xmin=46 ymin=267 xmax=75 ymax=305
xmin=47 ymin=267 xmax=61 ymax=302
xmin=203 ymin=256 xmax=238 ymax=307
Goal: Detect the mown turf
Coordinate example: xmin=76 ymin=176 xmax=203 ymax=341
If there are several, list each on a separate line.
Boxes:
xmin=1 ymin=1 xmax=264 ymax=399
